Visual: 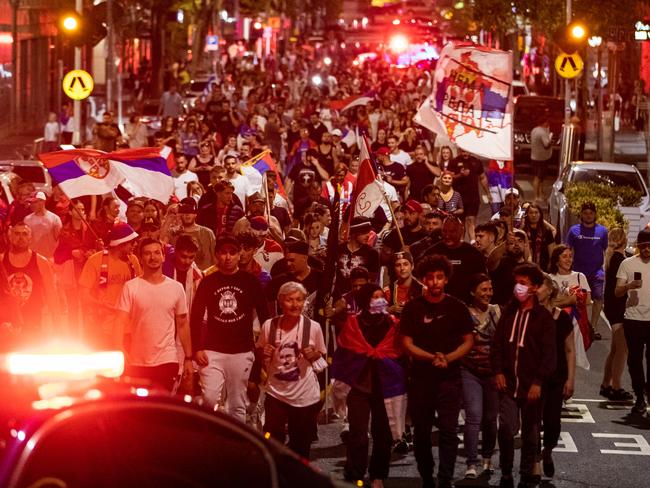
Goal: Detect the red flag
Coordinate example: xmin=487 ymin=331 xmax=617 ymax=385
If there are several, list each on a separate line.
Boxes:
xmin=349 ymin=137 xmax=384 ymax=222
xmin=330 ymin=94 xmax=374 ymax=112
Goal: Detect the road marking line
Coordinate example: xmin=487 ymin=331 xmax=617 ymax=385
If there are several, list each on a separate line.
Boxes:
xmin=561 ymin=403 xmax=595 ymax=423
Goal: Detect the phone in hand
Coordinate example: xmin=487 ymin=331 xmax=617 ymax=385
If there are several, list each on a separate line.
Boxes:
xmin=634 ymin=272 xmax=642 ymax=281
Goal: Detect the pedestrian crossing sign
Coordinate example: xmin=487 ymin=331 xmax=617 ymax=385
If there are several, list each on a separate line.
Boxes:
xmin=62 ymin=69 xmax=94 ymax=100
xmin=555 ymin=52 xmax=584 ymax=79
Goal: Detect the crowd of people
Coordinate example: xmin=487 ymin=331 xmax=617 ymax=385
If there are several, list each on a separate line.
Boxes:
xmin=2 ymin=49 xmax=650 ymax=488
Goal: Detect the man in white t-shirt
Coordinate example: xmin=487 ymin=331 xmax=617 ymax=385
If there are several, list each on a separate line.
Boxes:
xmin=172 ymin=154 xmax=198 ymax=200
xmin=224 ymin=154 xmax=254 ymax=210
xmin=388 ymin=134 xmax=412 ymax=167
xmin=615 ymin=228 xmax=650 ymax=414
xmin=24 ymin=191 xmax=62 ymax=259
xmin=116 ymin=238 xmax=193 ymax=392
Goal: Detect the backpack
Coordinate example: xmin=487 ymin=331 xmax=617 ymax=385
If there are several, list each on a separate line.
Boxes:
xmin=267 ymin=315 xmax=311 ymax=348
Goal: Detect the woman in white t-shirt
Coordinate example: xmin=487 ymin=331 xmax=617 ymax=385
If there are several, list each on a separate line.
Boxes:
xmin=549 ymin=244 xmax=592 ymax=310
xmin=257 ymin=281 xmax=326 ymax=459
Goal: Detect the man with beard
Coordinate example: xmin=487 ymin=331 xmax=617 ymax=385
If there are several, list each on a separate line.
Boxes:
xmin=224 ymin=154 xmax=254 ymax=211
xmin=401 ymin=255 xmax=474 ymax=488
xmin=474 ymin=222 xmax=504 ymax=272
xmin=490 ymin=229 xmax=528 ymax=306
xmin=410 ymin=211 xmax=445 ymax=263
xmin=426 ymin=217 xmax=487 ymax=303
xmin=377 ymin=146 xmax=409 ymax=199
xmin=197 ymin=181 xmax=245 ymax=237
xmin=169 ymin=198 xmax=216 ymax=271
xmin=171 ymin=154 xmax=198 ymax=200
xmin=336 ymin=218 xmax=380 ymax=295
xmin=116 ymin=238 xmax=193 ymax=393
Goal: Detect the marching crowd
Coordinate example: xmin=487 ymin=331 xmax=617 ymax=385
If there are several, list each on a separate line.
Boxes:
xmin=2 ymin=50 xmax=650 ymax=488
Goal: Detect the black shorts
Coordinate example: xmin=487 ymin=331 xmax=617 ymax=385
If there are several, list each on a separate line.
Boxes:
xmin=463 ymin=199 xmax=480 ymax=217
xmin=531 ymin=159 xmax=549 ymax=180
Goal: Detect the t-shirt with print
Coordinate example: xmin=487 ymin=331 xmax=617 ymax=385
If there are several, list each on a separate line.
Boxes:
xmin=117 ymin=276 xmax=187 ymax=367
xmin=289 ymin=161 xmax=323 ymax=202
xmin=427 ymin=242 xmax=487 ymax=302
xmin=256 ymin=317 xmax=326 ymax=407
xmin=400 ymin=294 xmax=474 ymax=382
xmin=565 ymin=223 xmax=608 ymax=277
xmin=616 ymin=255 xmax=650 ymax=321
xmin=78 ymin=250 xmax=142 ymax=308
xmin=190 ymin=270 xmax=270 ymax=354
xmin=549 ymin=271 xmax=590 ymax=298
xmin=335 ymin=243 xmax=380 ymax=294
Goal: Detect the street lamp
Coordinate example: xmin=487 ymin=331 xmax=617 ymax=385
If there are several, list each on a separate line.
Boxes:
xmin=62 ymin=15 xmax=79 ymax=32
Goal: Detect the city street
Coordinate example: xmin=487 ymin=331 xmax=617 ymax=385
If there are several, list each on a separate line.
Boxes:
xmin=312 ymin=324 xmax=650 ymax=488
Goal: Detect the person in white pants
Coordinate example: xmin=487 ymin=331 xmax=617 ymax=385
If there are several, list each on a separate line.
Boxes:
xmin=190 ymin=233 xmax=270 ymax=421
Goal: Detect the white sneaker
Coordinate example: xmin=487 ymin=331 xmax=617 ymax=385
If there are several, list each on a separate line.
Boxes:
xmin=465 ymin=465 xmax=478 ymax=479
xmin=482 ymin=458 xmax=493 ymax=473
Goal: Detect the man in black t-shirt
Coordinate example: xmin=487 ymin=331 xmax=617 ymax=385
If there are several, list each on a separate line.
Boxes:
xmin=287 ymin=148 xmax=330 ymax=215
xmin=377 ymin=147 xmax=409 ymax=198
xmin=336 ymin=218 xmax=380 ymax=294
xmin=426 ymin=217 xmax=487 ymax=303
xmin=401 ymin=255 xmax=474 ymax=488
xmin=190 ymin=233 xmax=270 ymax=422
xmin=407 ymin=145 xmax=439 ymax=202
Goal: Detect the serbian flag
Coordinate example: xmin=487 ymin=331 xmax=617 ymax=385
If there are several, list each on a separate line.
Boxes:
xmin=107 ymin=146 xmax=175 ymax=204
xmin=240 ymin=150 xmax=287 ymax=199
xmin=330 ymin=93 xmax=374 ymax=112
xmin=349 ymin=136 xmax=383 ymax=221
xmin=39 ymin=149 xmax=125 ymax=198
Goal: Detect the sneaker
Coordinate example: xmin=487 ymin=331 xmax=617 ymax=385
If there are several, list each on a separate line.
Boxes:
xmin=609 ymin=388 xmax=634 ymax=401
xmin=542 ymin=448 xmax=555 ymax=477
xmin=499 ymin=475 xmax=514 ymax=488
xmin=403 ymin=425 xmax=414 ymax=444
xmin=465 ymin=465 xmax=478 ymax=479
xmin=393 ymin=438 xmax=409 ymax=454
xmin=599 ymin=385 xmax=613 ymax=399
xmin=632 ymin=398 xmax=648 ymax=414
xmin=339 ymin=423 xmax=350 ymax=443
xmin=482 ymin=458 xmax=493 ymax=473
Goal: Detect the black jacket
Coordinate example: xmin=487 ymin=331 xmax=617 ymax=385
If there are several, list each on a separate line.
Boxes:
xmin=490 ymin=300 xmax=556 ymax=399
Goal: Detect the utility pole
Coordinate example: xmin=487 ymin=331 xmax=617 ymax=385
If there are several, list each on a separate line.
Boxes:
xmin=72 ymin=0 xmax=83 ymax=145
xmin=106 ymin=0 xmax=115 ymax=114
xmin=10 ymin=0 xmax=19 ymax=132
xmin=564 ymin=0 xmax=572 ymax=124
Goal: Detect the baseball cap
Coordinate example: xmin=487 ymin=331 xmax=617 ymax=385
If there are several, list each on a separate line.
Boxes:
xmin=375 ymin=147 xmax=390 ymax=156
xmin=178 ymin=197 xmax=197 ymax=214
xmin=249 ymin=215 xmax=269 ymax=235
xmin=30 ymin=191 xmax=47 ymax=202
xmin=393 ymin=251 xmax=414 ymax=265
xmin=285 ymin=240 xmax=309 ymax=255
xmin=214 ymin=233 xmax=240 ymax=252
xmin=581 ymin=201 xmax=597 ymax=212
xmin=637 ymin=227 xmax=650 ymax=245
xmin=331 ymin=129 xmax=342 ymax=137
xmin=504 ymin=188 xmax=520 ymax=197
xmin=247 ymin=192 xmax=265 ymax=204
xmin=404 ymin=199 xmax=423 ymax=214
xmin=349 ymin=217 xmax=372 ymax=235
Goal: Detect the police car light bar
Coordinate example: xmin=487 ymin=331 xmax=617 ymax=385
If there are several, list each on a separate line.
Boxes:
xmin=5 ymin=350 xmax=125 ymax=380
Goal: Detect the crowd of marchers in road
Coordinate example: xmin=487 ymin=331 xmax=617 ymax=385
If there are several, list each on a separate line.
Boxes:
xmin=2 ymin=46 xmax=650 ymax=488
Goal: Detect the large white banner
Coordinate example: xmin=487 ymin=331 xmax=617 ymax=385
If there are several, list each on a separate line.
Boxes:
xmin=415 ymin=43 xmax=513 ymax=160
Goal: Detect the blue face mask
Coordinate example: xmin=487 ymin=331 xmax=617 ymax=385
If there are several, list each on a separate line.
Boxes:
xmin=369 ymin=297 xmax=389 ymax=314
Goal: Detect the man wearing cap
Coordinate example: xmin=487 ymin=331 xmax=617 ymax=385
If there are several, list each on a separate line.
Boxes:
xmin=490 ymin=229 xmax=528 ymax=306
xmin=565 ymin=202 xmax=609 ymax=338
xmin=79 ymin=222 xmax=142 ymax=348
xmin=171 ymin=153 xmax=199 ymax=200
xmin=383 ymin=200 xmax=427 ymax=255
xmin=377 ymin=146 xmax=409 ymax=198
xmin=615 ymin=227 xmax=650 ymax=414
xmin=268 ymin=240 xmax=322 ymax=317
xmin=196 ymin=180 xmax=245 ymax=238
xmin=245 ymin=216 xmax=284 ymax=274
xmin=336 ymin=217 xmax=380 ymax=295
xmin=385 ymin=251 xmax=424 ymax=317
xmin=491 ymin=188 xmax=525 ymax=229
xmin=190 ymin=233 xmax=270 ymax=421
xmin=24 ymin=191 xmax=62 ymax=259
xmin=232 ymin=192 xmax=284 ymax=242
xmin=168 ymin=197 xmax=216 ymax=272
xmin=125 ymin=199 xmax=145 ymax=233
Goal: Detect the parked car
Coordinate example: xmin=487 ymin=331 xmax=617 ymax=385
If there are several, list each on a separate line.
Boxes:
xmin=513 ymin=95 xmax=564 ymax=171
xmin=0 ymin=160 xmax=53 ymax=196
xmin=549 ymin=161 xmax=650 ymax=245
xmin=139 ymin=98 xmax=164 ymax=137
xmin=511 ymin=80 xmax=530 ymax=98
xmin=183 ymin=74 xmax=216 ymax=110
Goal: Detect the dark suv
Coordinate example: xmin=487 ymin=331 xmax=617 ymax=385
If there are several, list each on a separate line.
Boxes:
xmin=513 ymin=96 xmax=564 ymax=171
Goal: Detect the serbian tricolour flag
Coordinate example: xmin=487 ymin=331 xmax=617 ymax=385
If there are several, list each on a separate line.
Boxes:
xmin=40 ymin=146 xmax=176 ymax=203
xmin=330 ymin=92 xmax=374 ymax=112
xmin=349 ymin=136 xmax=384 ymax=221
xmin=240 ymin=150 xmax=287 ymax=199
xmin=39 ymin=149 xmax=125 ymax=198
xmin=109 ymin=146 xmax=175 ymax=203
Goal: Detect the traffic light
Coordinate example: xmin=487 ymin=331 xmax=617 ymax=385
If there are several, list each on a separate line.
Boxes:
xmin=554 ymin=21 xmax=588 ymax=54
xmin=58 ymin=4 xmax=108 ymax=47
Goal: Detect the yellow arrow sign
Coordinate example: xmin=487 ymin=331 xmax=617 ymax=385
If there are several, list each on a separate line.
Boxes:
xmin=62 ymin=69 xmax=94 ymax=100
xmin=555 ymin=52 xmax=584 ymax=79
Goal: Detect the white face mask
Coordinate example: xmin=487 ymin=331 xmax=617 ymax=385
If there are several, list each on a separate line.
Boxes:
xmin=513 ymin=283 xmax=530 ymax=302
xmin=369 ymin=297 xmax=388 ymax=314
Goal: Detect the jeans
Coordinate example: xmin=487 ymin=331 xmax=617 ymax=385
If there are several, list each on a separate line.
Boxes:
xmin=623 ymin=319 xmax=650 ymax=399
xmin=410 ymin=377 xmax=462 ymax=484
xmin=263 ymin=394 xmax=320 ymax=459
xmin=461 ymin=368 xmax=498 ymax=465
xmin=345 ymin=387 xmax=393 ymax=481
xmin=541 ymin=380 xmax=564 ymax=451
xmin=198 ymin=350 xmax=255 ymax=422
xmin=498 ymin=392 xmax=542 ymax=477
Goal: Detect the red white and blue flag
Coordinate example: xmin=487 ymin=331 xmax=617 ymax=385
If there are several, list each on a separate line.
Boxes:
xmin=240 ymin=149 xmax=288 ymax=199
xmin=330 ymin=93 xmax=374 ymax=113
xmin=40 ymin=146 xmax=175 ymax=203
